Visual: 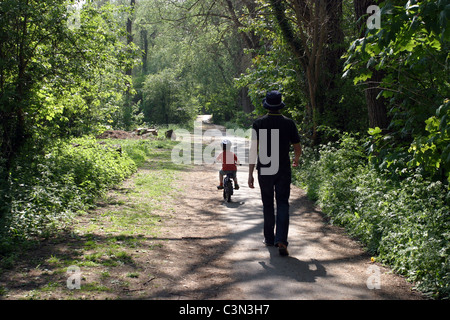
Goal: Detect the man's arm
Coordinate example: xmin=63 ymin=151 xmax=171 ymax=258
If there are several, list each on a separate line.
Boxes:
xmin=292 ymin=143 xmax=302 ymax=167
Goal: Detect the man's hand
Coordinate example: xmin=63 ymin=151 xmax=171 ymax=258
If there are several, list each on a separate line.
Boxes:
xmin=292 ymin=143 xmax=302 ymax=168
xmin=248 ymin=163 xmax=255 ymax=189
xmin=248 ymin=174 xmax=255 ymax=189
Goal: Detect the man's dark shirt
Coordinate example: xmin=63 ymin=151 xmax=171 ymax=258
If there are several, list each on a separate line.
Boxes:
xmin=252 ymin=113 xmax=301 ymax=174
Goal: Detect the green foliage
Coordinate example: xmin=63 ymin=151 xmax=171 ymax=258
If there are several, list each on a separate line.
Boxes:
xmin=367 ymin=99 xmax=450 ymax=184
xmin=133 ymin=0 xmax=243 ymax=125
xmin=0 ymin=0 xmax=139 ymax=170
xmin=119 ymin=135 xmax=180 ymax=168
xmin=409 ymin=99 xmax=450 ymax=183
xmin=345 ymin=0 xmax=450 ymax=182
xmin=0 ymin=137 xmax=137 ymax=244
xmin=142 ymin=68 xmax=198 ymax=125
xmin=223 ymin=111 xmax=256 ymax=130
xmin=236 ymin=3 xmax=305 ymax=111
xmin=366 ymin=125 xmax=413 ymax=178
xmin=293 ymin=133 xmax=450 ymax=298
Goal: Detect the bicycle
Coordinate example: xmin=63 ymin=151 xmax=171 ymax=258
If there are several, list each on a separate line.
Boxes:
xmin=223 ymin=172 xmax=234 ymax=202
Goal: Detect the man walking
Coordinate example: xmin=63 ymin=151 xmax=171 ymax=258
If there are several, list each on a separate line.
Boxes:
xmin=248 ymin=91 xmax=302 ymax=256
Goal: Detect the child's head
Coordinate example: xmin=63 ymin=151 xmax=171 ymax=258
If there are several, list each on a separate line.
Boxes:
xmin=221 ymin=139 xmax=231 ymax=151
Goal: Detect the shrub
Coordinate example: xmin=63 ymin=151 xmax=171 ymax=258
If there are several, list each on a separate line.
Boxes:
xmin=0 ymin=137 xmax=137 ymax=243
xmin=293 ymin=134 xmax=450 ymax=299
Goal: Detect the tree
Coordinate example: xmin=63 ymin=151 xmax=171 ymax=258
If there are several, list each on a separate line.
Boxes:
xmin=268 ymin=0 xmax=346 ymax=144
xmin=153 ymin=0 xmax=260 ymax=114
xmin=0 ymin=0 xmax=137 ymax=173
xmin=123 ymin=0 xmax=137 ymax=130
xmin=221 ymin=0 xmax=262 ymax=113
xmin=353 ymin=0 xmax=390 ymax=129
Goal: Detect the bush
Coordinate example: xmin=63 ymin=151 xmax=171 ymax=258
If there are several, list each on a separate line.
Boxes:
xmin=0 ymin=137 xmax=137 ymax=243
xmin=293 ymin=134 xmax=450 ymax=299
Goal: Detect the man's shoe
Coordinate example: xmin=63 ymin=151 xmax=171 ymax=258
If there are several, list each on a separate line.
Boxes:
xmin=234 ymin=184 xmax=240 ymax=190
xmin=277 ymin=243 xmax=289 ymax=256
xmin=217 ymin=185 xmax=224 ymax=190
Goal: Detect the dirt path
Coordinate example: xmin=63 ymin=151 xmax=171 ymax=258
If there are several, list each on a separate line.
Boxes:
xmin=162 ymin=164 xmax=422 ymax=300
xmin=151 ymin=119 xmax=423 ymax=300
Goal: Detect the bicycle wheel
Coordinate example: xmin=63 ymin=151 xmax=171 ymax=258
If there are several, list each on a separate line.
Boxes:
xmin=223 ymin=177 xmax=228 ymax=200
xmin=225 ymin=186 xmax=231 ymax=202
xmin=223 ymin=177 xmax=232 ymax=202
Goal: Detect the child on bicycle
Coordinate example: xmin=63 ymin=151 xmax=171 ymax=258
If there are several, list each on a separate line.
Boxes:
xmin=216 ymin=139 xmax=240 ymax=190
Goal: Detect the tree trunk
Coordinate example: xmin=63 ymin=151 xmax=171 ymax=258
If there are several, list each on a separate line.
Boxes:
xmin=126 ymin=0 xmax=136 ymax=78
xmin=354 ymin=0 xmax=390 ymax=129
xmin=140 ymin=29 xmax=148 ymax=74
xmin=1 ymin=1 xmax=29 ymax=173
xmin=322 ymin=0 xmax=345 ymax=101
xmin=123 ymin=0 xmax=136 ymax=130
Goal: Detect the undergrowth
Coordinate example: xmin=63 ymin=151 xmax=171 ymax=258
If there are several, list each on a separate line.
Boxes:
xmin=293 ymin=134 xmax=449 ymax=299
xmin=0 ymin=136 xmax=176 ymax=255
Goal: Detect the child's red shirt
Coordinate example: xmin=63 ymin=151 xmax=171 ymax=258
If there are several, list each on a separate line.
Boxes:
xmin=216 ymin=151 xmax=238 ymax=171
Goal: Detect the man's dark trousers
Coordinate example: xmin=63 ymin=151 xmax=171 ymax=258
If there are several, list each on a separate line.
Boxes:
xmin=258 ymin=169 xmax=291 ymax=247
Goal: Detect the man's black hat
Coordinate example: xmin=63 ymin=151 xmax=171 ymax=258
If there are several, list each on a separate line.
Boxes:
xmin=263 ymin=90 xmax=285 ymax=110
